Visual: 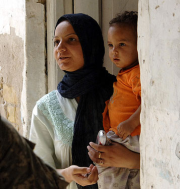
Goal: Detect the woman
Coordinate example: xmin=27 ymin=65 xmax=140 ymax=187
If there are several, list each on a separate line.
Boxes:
xmin=30 ymin=13 xmax=140 ymax=189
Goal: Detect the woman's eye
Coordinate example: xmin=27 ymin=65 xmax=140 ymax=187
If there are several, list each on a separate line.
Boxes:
xmin=69 ymin=38 xmax=76 ymax=42
xmin=119 ymin=43 xmax=125 ymax=47
xmin=54 ymin=40 xmax=59 ymax=47
xmin=108 ymin=44 xmax=113 ymax=48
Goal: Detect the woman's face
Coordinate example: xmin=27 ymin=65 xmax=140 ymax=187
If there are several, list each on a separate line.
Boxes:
xmin=54 ymin=21 xmax=84 ymax=72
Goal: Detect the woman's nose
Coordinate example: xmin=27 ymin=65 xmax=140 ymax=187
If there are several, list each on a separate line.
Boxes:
xmin=57 ymin=41 xmax=66 ymax=52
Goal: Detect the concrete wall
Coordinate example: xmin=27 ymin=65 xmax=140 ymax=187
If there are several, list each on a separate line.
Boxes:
xmin=0 ymin=0 xmax=25 ymax=133
xmin=0 ymin=0 xmax=46 ymax=136
xmin=138 ymin=0 xmax=180 ymax=188
xmin=22 ymin=0 xmax=47 ymax=137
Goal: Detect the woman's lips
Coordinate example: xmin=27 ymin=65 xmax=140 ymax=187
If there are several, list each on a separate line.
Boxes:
xmin=59 ymin=57 xmax=69 ymax=59
xmin=58 ymin=57 xmax=70 ymax=62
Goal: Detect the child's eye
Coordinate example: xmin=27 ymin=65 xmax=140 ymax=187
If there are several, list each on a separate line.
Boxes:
xmin=119 ymin=43 xmax=125 ymax=47
xmin=108 ymin=44 xmax=113 ymax=48
xmin=54 ymin=40 xmax=60 ymax=47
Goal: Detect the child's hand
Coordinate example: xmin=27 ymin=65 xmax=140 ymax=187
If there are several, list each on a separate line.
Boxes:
xmin=117 ymin=120 xmax=136 ymax=140
xmin=118 ymin=105 xmax=141 ymax=140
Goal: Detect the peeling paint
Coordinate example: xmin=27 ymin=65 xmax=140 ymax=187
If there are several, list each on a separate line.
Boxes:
xmin=154 ymin=159 xmax=173 ymax=184
xmin=0 ymin=0 xmax=25 ymax=38
xmin=0 ymin=27 xmax=24 ymax=132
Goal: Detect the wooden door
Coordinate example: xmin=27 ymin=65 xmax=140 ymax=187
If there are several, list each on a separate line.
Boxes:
xmin=47 ymin=0 xmax=138 ymax=91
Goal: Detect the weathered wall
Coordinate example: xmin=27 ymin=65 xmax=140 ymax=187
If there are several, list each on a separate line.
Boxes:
xmin=0 ymin=0 xmax=46 ymax=136
xmin=21 ymin=0 xmax=46 ymax=137
xmin=138 ymin=0 xmax=180 ymax=188
xmin=0 ymin=0 xmax=25 ymax=133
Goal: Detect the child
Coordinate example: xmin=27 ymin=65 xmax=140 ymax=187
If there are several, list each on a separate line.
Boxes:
xmin=97 ymin=11 xmax=141 ymax=189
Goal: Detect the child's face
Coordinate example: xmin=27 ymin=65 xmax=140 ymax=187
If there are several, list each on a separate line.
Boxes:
xmin=108 ymin=24 xmax=138 ymax=69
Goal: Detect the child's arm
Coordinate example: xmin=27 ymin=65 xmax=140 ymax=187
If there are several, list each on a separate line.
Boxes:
xmin=117 ymin=105 xmax=141 ymax=140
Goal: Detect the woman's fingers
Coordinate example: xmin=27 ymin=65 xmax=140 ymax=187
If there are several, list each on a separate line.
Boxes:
xmin=88 ymin=141 xmax=127 ymax=167
xmin=87 ymin=145 xmax=98 ymax=162
xmin=88 ymin=142 xmax=107 ymax=152
xmin=88 ymin=142 xmax=140 ymax=169
xmin=70 ymin=165 xmax=98 ymax=186
xmin=87 ymin=141 xmax=131 ymax=167
xmin=72 ymin=166 xmax=91 ymax=175
xmin=88 ymin=141 xmax=117 ymax=153
xmin=89 ymin=164 xmax=94 ymax=169
xmin=74 ymin=165 xmax=98 ymax=186
xmin=86 ymin=166 xmax=98 ymax=184
xmin=87 ymin=145 xmax=107 ymax=167
xmin=87 ymin=145 xmax=104 ymax=158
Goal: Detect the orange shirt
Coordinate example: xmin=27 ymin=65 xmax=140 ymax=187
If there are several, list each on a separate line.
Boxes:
xmin=103 ymin=65 xmax=141 ymax=136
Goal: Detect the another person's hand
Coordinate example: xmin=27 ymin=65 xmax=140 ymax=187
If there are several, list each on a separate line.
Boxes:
xmin=57 ymin=164 xmax=98 ymax=186
xmin=87 ymin=141 xmax=140 ymax=169
xmin=117 ymin=119 xmax=136 ymax=140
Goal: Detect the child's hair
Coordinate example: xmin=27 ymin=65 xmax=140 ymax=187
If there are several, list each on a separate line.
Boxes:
xmin=109 ymin=11 xmax=138 ymax=36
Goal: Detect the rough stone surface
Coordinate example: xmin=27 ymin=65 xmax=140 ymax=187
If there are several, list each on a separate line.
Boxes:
xmin=3 ymin=84 xmax=18 ymax=105
xmin=0 ymin=0 xmax=46 ymax=136
xmin=138 ymin=0 xmax=180 ymax=188
xmin=21 ymin=0 xmax=46 ymax=137
xmin=0 ymin=27 xmax=24 ymax=133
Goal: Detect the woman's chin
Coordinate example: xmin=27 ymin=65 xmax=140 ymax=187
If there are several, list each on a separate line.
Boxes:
xmin=58 ymin=63 xmax=68 ymax=71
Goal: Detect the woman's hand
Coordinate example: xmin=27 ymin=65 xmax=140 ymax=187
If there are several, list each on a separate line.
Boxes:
xmin=87 ymin=142 xmax=140 ymax=169
xmin=57 ymin=164 xmax=98 ymax=186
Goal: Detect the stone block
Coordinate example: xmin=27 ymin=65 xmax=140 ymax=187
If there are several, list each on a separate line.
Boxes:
xmin=3 ymin=84 xmax=18 ymax=105
xmin=7 ymin=105 xmax=16 ymax=123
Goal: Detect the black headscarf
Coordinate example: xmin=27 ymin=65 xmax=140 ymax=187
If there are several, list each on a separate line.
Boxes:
xmin=55 ymin=13 xmax=116 ymax=189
